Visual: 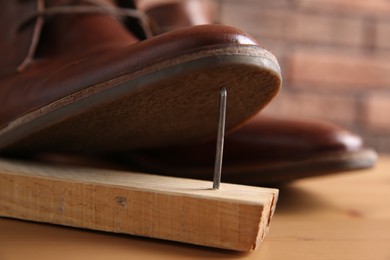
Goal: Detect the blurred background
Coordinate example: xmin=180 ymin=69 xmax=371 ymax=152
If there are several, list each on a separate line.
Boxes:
xmin=217 ymin=0 xmax=390 ymax=152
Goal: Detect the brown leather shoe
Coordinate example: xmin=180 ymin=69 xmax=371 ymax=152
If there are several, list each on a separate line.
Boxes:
xmin=0 ymin=0 xmax=281 ymax=153
xmin=119 ymin=116 xmax=377 ymax=185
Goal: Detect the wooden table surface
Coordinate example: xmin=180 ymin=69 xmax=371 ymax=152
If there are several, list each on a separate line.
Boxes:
xmin=1 ymin=155 xmax=389 ymax=260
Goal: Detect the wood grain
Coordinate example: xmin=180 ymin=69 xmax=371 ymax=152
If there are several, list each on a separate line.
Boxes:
xmin=0 ymin=158 xmax=278 ymax=252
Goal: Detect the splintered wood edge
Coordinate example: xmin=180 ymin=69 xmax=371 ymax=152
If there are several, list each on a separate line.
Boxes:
xmin=0 ymin=158 xmax=278 ymax=251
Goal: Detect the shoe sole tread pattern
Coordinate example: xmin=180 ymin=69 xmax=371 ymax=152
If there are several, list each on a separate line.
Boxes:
xmin=0 ymin=45 xmax=281 ymax=152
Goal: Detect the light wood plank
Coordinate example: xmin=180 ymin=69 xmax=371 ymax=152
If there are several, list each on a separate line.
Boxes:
xmin=0 ymin=158 xmax=278 ymax=252
xmin=1 ymin=156 xmax=389 ymax=259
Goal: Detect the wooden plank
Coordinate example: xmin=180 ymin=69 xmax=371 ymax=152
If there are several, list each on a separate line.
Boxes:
xmin=0 ymin=158 xmax=278 ymax=252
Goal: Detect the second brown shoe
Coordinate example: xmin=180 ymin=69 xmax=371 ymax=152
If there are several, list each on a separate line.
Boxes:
xmin=118 ymin=116 xmax=377 ymax=185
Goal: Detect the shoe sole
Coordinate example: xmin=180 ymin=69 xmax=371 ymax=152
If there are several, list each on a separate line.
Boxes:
xmin=221 ymin=148 xmax=378 ymax=185
xmin=0 ymin=45 xmax=281 ymax=152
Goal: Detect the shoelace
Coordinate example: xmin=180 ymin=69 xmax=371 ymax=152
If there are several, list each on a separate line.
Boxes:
xmin=17 ymin=0 xmax=153 ymax=72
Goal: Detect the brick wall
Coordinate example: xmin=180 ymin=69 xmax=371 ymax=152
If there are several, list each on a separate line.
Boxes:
xmin=220 ymin=0 xmax=390 ymax=152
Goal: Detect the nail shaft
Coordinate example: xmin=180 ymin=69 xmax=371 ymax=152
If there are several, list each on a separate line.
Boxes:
xmin=213 ymin=87 xmax=227 ymax=189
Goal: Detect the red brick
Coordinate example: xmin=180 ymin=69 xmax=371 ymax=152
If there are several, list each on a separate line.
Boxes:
xmin=262 ymin=91 xmax=357 ymax=124
xmin=221 ymin=6 xmax=290 ymax=40
xmin=291 ymin=13 xmax=364 ymax=47
xmin=296 ymin=0 xmax=390 ymax=16
xmin=363 ymin=94 xmax=390 ymax=132
xmin=376 ymin=22 xmax=390 ymax=50
xmin=221 ymin=6 xmax=365 ymax=47
xmin=289 ymin=49 xmax=390 ymax=90
xmin=223 ymin=0 xmax=292 ymax=9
